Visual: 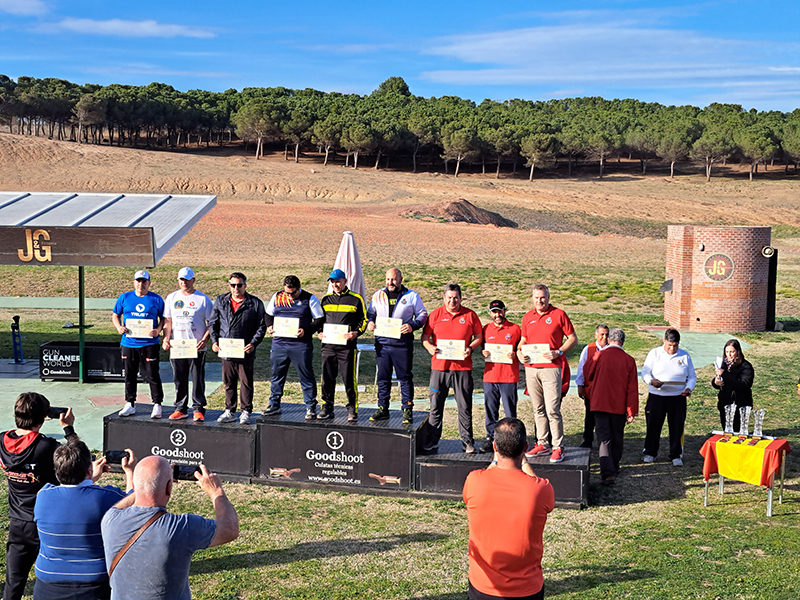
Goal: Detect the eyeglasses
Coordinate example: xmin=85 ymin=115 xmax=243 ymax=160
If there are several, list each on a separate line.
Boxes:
xmin=229 ymin=283 xmax=244 ymax=288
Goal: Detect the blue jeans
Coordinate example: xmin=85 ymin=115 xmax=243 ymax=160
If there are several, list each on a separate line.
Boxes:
xmin=269 ymin=343 xmax=317 ymax=409
xmin=375 ymin=341 xmax=414 ymax=410
xmin=482 ymin=381 xmax=518 ymax=439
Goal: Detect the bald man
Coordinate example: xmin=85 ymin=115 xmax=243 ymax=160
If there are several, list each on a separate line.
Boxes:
xmin=366 ymin=268 xmax=428 ymax=424
xmin=101 ymin=457 xmax=238 ymax=600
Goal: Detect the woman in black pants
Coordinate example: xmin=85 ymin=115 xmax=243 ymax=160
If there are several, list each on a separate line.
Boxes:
xmin=711 ymin=339 xmax=754 ymax=432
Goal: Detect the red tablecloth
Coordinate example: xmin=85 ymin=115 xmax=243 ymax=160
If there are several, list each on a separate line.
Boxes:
xmin=699 ymin=434 xmax=791 ymax=487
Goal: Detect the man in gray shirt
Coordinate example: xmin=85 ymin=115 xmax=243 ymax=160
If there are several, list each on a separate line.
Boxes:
xmin=101 ymin=457 xmax=239 ymax=600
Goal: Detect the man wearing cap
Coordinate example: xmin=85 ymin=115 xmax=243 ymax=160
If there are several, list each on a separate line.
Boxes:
xmin=208 ymin=272 xmax=266 ymax=424
xmin=421 ymin=283 xmax=483 ymax=453
xmin=162 ymin=268 xmax=213 ymax=422
xmin=479 ymin=300 xmax=522 ymax=453
xmin=366 ymin=268 xmax=428 ymax=424
xmin=575 ymin=324 xmax=610 ymax=448
xmin=517 ymin=284 xmax=578 ymax=464
xmin=261 ymin=275 xmax=326 ymax=421
xmin=112 ymin=270 xmax=166 ymax=419
xmin=317 ymin=269 xmax=367 ymax=422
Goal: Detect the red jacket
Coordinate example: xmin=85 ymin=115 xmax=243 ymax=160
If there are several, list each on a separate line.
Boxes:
xmin=586 ymin=345 xmax=639 ymax=417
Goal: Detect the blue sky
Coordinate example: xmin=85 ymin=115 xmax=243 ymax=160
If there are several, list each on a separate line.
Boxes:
xmin=1 ymin=0 xmax=798 ymax=111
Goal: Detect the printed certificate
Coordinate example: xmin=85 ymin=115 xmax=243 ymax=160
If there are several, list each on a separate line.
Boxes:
xmin=218 ymin=338 xmax=245 ymax=359
xmin=521 ymin=344 xmax=552 ymax=363
xmin=437 ymin=339 xmax=466 ymax=360
xmin=273 ymin=317 xmax=300 ymax=338
xmin=126 ymin=318 xmax=154 ymax=339
xmin=485 ymin=343 xmax=513 ymax=364
xmin=374 ymin=316 xmax=403 ymax=339
xmin=169 ymin=338 xmax=198 ymax=360
xmin=322 ymin=323 xmax=349 ymax=345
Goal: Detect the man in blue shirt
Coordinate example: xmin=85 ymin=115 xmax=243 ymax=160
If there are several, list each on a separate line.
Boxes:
xmin=112 ymin=270 xmax=165 ymax=419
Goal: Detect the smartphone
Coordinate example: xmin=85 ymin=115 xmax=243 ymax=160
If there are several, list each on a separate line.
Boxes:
xmin=173 ymin=465 xmax=201 ymax=481
xmin=48 ymin=406 xmax=67 ymax=419
xmin=104 ymin=450 xmax=129 ymax=464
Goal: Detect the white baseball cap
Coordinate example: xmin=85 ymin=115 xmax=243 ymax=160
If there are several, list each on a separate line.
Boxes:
xmin=134 ymin=270 xmax=150 ymax=281
xmin=178 ymin=267 xmax=195 ymax=280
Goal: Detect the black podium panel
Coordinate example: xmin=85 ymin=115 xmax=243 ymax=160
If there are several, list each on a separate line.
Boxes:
xmin=40 ymin=341 xmax=138 ymax=382
xmin=257 ymin=404 xmax=428 ymax=491
xmin=103 ymin=408 xmax=256 ymax=477
xmin=415 ymin=442 xmax=589 ymax=508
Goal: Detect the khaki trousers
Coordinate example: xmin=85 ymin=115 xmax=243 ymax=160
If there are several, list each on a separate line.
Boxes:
xmin=524 ymin=366 xmax=563 ymax=449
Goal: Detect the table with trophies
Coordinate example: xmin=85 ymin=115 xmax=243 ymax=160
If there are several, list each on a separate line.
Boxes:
xmin=699 ymin=405 xmax=791 ymax=516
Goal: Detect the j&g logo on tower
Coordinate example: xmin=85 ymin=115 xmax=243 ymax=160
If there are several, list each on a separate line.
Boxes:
xmin=17 ymin=229 xmax=52 ymax=263
xmin=704 ymin=253 xmax=735 ymax=282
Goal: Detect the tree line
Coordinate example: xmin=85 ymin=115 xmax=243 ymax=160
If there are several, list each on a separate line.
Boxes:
xmin=1 ymin=74 xmax=799 ymax=181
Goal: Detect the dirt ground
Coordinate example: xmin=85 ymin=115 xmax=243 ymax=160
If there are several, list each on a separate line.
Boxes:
xmin=1 ymin=132 xmax=798 ymax=276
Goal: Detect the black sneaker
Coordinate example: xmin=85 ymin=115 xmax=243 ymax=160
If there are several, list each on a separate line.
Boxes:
xmin=317 ymin=406 xmax=335 ymax=420
xmin=370 ymin=406 xmax=390 ymax=422
xmin=402 ymin=408 xmax=413 ymax=424
xmin=264 ymin=404 xmax=282 ymax=416
xmin=478 ymin=437 xmax=493 ymax=453
xmin=347 ymin=406 xmax=358 ymax=422
xmin=305 ymin=409 xmax=317 ymax=421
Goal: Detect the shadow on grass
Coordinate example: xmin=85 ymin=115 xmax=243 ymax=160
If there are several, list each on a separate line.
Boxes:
xmin=191 ymin=532 xmax=447 ymax=574
xmin=545 ymin=565 xmax=655 ymax=595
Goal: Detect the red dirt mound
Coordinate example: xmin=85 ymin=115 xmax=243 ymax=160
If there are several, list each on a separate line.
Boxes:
xmin=400 ymin=199 xmax=517 ymax=228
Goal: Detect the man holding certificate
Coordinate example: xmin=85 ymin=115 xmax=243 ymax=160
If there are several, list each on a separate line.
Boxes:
xmin=479 ymin=300 xmax=521 ymax=453
xmin=163 ymin=267 xmax=213 ymax=422
xmin=262 ymin=275 xmax=326 ymax=421
xmin=518 ymin=284 xmax=578 ymax=464
xmin=112 ymin=270 xmax=166 ymax=419
xmin=366 ymin=268 xmax=428 ymax=424
xmin=421 ymin=283 xmax=483 ymax=453
xmin=317 ymin=269 xmax=367 ymax=422
xmin=208 ymin=272 xmax=266 ymax=424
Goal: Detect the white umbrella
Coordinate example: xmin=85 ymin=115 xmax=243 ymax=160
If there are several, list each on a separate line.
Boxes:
xmin=327 ymin=231 xmax=366 ymax=300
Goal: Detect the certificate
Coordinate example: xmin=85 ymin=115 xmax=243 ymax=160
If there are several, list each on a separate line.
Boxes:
xmin=218 ymin=338 xmax=245 ymax=359
xmin=437 ymin=339 xmax=465 ymax=360
xmin=374 ymin=316 xmax=403 ymax=339
xmin=521 ymin=344 xmax=551 ymax=363
xmin=169 ymin=338 xmax=198 ymax=360
xmin=322 ymin=323 xmax=349 ymax=345
xmin=126 ymin=318 xmax=154 ymax=339
xmin=273 ymin=317 xmax=300 ymax=338
xmin=485 ymin=343 xmax=513 ymax=364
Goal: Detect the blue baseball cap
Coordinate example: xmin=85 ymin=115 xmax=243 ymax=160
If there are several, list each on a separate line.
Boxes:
xmin=328 ymin=268 xmax=347 ymax=281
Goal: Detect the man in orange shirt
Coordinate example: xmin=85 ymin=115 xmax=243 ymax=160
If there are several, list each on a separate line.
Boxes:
xmin=586 ymin=328 xmax=639 ymax=485
xmin=463 ymin=418 xmax=554 ymax=600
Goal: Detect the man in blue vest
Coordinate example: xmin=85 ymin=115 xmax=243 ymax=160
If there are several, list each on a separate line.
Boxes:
xmin=260 ymin=275 xmax=325 ymax=421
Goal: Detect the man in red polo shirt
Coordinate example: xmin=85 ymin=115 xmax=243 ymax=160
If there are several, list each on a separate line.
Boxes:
xmin=421 ymin=283 xmax=483 ymax=453
xmin=518 ymin=284 xmax=578 ymax=463
xmin=479 ymin=300 xmax=521 ymax=454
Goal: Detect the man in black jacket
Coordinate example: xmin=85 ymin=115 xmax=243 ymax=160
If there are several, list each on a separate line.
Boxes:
xmin=0 ymin=392 xmax=77 ymax=600
xmin=208 ymin=272 xmax=266 ymax=424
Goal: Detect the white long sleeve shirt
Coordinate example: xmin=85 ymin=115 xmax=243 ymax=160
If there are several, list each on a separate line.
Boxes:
xmin=575 ymin=342 xmax=607 ymax=386
xmin=641 ymin=346 xmax=697 ymax=396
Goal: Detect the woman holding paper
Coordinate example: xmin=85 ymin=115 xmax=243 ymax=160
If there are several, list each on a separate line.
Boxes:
xmin=711 ymin=339 xmax=754 ymax=433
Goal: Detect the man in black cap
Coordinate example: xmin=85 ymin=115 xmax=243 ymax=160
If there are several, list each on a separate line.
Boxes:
xmin=479 ymin=300 xmax=522 ymax=453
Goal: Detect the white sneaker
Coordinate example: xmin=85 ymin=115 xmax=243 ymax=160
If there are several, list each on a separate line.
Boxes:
xmin=150 ymin=404 xmax=162 ymax=419
xmin=119 ymin=402 xmax=135 ymax=417
xmin=239 ymin=410 xmax=251 ymax=424
xmin=672 ymin=458 xmax=683 ymax=466
xmin=217 ymin=410 xmax=236 ymax=423
xmin=643 ymin=454 xmax=655 ymax=463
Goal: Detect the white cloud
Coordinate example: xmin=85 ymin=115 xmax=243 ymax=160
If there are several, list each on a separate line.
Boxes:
xmin=0 ymin=0 xmax=48 ymax=16
xmin=43 ymin=17 xmax=215 ymax=39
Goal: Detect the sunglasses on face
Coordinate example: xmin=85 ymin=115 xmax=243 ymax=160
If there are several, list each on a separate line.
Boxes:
xmin=229 ymin=283 xmax=244 ymax=288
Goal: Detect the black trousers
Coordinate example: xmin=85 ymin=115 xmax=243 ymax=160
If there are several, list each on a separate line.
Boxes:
xmin=375 ymin=341 xmax=415 ymax=410
xmin=120 ymin=344 xmax=163 ymax=405
xmin=171 ymin=352 xmax=207 ymax=413
xmin=582 ymin=395 xmax=596 ymax=444
xmin=321 ymin=345 xmax=357 ymax=409
xmin=468 ymin=581 xmax=544 ymax=600
xmin=3 ymin=519 xmax=38 ymax=600
xmin=644 ymin=393 xmax=686 ymax=459
xmin=222 ymin=357 xmax=255 ymax=412
xmin=427 ymin=370 xmax=473 ymax=446
xmin=594 ymin=412 xmax=627 ymax=479
xmin=483 ymin=382 xmax=518 ymax=439
xmin=33 ymin=580 xmax=110 ymax=600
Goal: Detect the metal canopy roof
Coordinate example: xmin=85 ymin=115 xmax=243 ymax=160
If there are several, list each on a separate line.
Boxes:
xmin=0 ymin=192 xmax=216 ymax=265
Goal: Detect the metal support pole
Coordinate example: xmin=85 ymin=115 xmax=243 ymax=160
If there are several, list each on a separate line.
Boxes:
xmin=704 ymin=479 xmax=709 ymax=507
xmin=719 ymin=475 xmax=724 ymax=495
xmin=779 ymin=450 xmax=786 ymax=504
xmin=79 ymin=266 xmax=85 ymax=384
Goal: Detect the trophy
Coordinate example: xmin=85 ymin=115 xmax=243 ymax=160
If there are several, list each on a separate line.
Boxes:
xmin=719 ymin=404 xmax=737 ymax=441
xmin=733 ymin=406 xmax=751 ymax=443
xmin=748 ymin=409 xmax=766 ymax=445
